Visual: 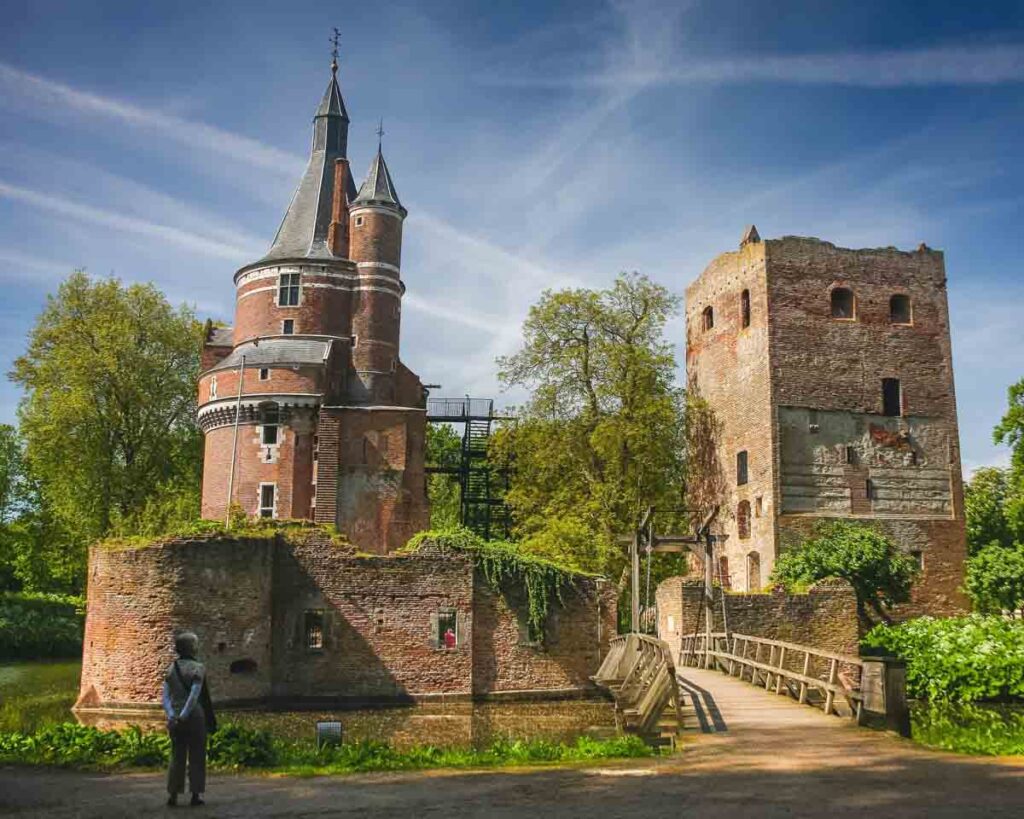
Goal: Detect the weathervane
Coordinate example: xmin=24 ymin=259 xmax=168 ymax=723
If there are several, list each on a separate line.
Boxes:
xmin=376 ymin=118 xmax=385 ymax=150
xmin=330 ymin=27 xmax=341 ymax=73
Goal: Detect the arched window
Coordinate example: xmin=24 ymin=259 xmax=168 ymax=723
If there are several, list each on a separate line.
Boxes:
xmin=737 ymin=500 xmax=751 ymax=539
xmin=890 ymin=294 xmax=912 ymax=324
xmin=702 ymin=305 xmax=714 ymax=331
xmin=717 ymin=556 xmax=731 ymax=590
xmin=740 ymin=289 xmax=751 ymax=328
xmin=746 ymin=551 xmax=761 ymax=592
xmin=830 ymin=287 xmax=855 ymax=319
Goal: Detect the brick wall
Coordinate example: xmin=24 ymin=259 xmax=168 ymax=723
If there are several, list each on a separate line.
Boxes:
xmin=655 ymin=576 xmax=859 ymax=659
xmin=76 ymin=536 xmax=613 ymax=713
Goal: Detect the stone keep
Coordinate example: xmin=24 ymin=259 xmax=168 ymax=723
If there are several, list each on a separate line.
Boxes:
xmin=686 ymin=229 xmax=967 ymax=616
xmin=197 ymin=58 xmax=428 ymax=553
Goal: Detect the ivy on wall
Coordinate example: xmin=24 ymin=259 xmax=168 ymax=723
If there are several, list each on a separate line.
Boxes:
xmin=404 ymin=528 xmax=599 ymax=643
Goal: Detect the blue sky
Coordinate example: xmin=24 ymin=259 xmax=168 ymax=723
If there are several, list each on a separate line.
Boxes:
xmin=1 ymin=0 xmax=1022 ymax=473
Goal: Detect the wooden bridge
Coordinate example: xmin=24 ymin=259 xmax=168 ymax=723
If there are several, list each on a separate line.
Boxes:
xmin=592 ymin=629 xmax=903 ymax=745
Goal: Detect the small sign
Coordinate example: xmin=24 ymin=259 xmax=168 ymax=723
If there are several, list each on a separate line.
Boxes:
xmin=316 ymin=721 xmax=343 ymax=749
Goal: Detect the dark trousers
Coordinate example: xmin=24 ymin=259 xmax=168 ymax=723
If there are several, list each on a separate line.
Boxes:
xmin=167 ymin=707 xmax=207 ymax=795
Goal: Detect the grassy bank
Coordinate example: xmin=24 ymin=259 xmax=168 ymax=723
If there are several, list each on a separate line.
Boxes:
xmin=0 ymin=723 xmax=657 ymax=775
xmin=912 ymin=703 xmax=1024 ymax=756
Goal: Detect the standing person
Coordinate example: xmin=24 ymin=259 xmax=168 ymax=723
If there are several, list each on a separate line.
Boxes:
xmin=162 ymin=631 xmax=216 ymax=808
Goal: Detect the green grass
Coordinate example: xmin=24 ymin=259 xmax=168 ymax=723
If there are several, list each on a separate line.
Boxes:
xmin=0 ymin=722 xmax=657 ymax=775
xmin=911 ymin=703 xmax=1024 ymax=756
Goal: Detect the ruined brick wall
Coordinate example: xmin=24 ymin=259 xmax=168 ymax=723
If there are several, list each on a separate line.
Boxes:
xmin=686 ymin=234 xmax=967 ymax=615
xmin=77 ymin=537 xmax=612 ymax=712
xmin=76 ymin=538 xmax=275 ymax=711
xmin=271 ymin=547 xmax=475 ymax=702
xmin=472 ymin=579 xmax=616 ymax=696
xmin=685 ymin=239 xmax=776 ymax=589
xmin=655 ymin=576 xmax=859 ymax=659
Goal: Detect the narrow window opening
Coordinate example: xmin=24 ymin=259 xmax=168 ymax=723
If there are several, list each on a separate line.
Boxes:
xmin=702 ymin=305 xmax=714 ymax=331
xmin=890 ymin=294 xmax=912 ymax=325
xmin=260 ymin=404 xmax=280 ymax=445
xmin=717 ymin=556 xmax=731 ymax=589
xmin=754 ymin=496 xmax=763 ymax=518
xmin=830 ymin=287 xmax=855 ymax=319
xmin=277 ymin=272 xmax=300 ymax=307
xmin=845 ymin=445 xmax=857 ymax=465
xmin=866 ymin=478 xmax=875 ymax=500
xmin=882 ymin=378 xmax=902 ymax=417
xmin=304 ymin=610 xmax=325 ymax=651
xmin=282 ymin=319 xmax=295 ymax=335
xmin=259 ymin=368 xmax=270 ymax=381
xmin=437 ymin=610 xmax=458 ymax=649
xmin=737 ymin=500 xmax=751 ymax=539
xmin=355 ymin=215 xmax=365 ymax=227
xmin=910 ymin=550 xmax=924 ymax=571
xmin=208 ymin=376 xmax=217 ymax=400
xmin=746 ymin=552 xmax=761 ymax=592
xmin=259 ymin=483 xmax=276 ymax=519
xmin=736 ymin=450 xmax=748 ymax=486
xmin=740 ymin=289 xmax=751 ymax=328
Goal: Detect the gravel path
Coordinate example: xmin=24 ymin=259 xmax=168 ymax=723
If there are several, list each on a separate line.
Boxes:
xmin=3 ymin=668 xmax=1022 ymax=818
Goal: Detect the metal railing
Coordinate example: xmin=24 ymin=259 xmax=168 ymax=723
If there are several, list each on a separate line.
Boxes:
xmin=679 ymin=632 xmax=864 ymax=719
xmin=426 ymin=397 xmax=494 ymax=419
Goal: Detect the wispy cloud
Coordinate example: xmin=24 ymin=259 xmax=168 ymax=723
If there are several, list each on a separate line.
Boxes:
xmin=0 ymin=62 xmax=304 ymax=177
xmin=489 ymin=43 xmax=1024 ymax=90
xmin=0 ymin=181 xmax=258 ymax=261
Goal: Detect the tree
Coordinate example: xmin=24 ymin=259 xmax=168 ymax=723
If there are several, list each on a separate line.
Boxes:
xmin=964 ymin=542 xmax=1024 ymax=616
xmin=10 ymin=272 xmax=203 ymax=555
xmin=425 ymin=423 xmax=462 ymax=530
xmin=964 ymin=467 xmax=1014 ymax=554
xmin=771 ymin=521 xmax=918 ymax=625
xmin=494 ymin=272 xmax=688 ymax=577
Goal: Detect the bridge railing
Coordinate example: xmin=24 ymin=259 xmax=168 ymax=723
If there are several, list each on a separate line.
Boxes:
xmin=679 ymin=632 xmax=864 ymax=719
xmin=593 ymin=633 xmax=682 ymax=739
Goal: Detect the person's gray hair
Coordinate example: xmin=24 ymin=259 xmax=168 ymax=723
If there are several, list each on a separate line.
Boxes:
xmin=174 ymin=632 xmax=199 ymax=659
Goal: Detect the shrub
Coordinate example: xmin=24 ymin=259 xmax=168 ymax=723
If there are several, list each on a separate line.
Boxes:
xmin=207 ymin=724 xmax=276 ymax=768
xmin=863 ymin=615 xmax=1024 ymax=702
xmin=0 ymin=592 xmax=84 ymax=660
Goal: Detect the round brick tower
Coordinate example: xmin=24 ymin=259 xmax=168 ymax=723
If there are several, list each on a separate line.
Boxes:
xmin=196 ymin=57 xmax=428 ymax=551
xmin=348 ymin=146 xmax=407 ymax=404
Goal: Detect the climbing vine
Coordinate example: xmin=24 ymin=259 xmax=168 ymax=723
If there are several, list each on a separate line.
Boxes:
xmin=404 ymin=528 xmax=596 ymax=643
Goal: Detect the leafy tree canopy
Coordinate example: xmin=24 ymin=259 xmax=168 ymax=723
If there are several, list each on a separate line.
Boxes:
xmin=964 ymin=467 xmax=1015 ymax=553
xmin=772 ymin=521 xmax=918 ymax=624
xmin=425 ymin=423 xmax=462 ymax=530
xmin=964 ymin=542 xmax=1024 ymax=615
xmin=493 ymin=273 xmax=689 ymax=578
xmin=10 ymin=272 xmax=203 ymax=553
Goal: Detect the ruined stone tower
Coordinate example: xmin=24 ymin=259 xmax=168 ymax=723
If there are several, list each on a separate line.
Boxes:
xmin=686 ymin=229 xmax=967 ymax=616
xmin=197 ymin=57 xmax=428 ymax=553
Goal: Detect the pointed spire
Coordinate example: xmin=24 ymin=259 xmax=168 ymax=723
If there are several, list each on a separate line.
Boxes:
xmin=740 ymin=225 xmax=761 ymax=247
xmin=353 ymin=145 xmax=406 ymax=217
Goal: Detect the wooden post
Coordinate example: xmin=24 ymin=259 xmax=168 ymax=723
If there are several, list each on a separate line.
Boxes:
xmin=775 ymin=646 xmax=786 ymax=695
xmin=799 ymin=651 xmax=810 ymax=704
xmin=858 ymin=656 xmax=911 ymax=737
xmin=764 ymin=645 xmax=774 ymax=690
xmin=630 ymin=530 xmax=640 ymax=633
xmin=703 ymin=530 xmax=714 ymax=669
xmin=824 ymin=658 xmax=838 ymax=715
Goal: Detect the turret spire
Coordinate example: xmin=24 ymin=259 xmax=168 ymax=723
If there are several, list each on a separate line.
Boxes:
xmin=353 ymin=144 xmax=406 ymax=217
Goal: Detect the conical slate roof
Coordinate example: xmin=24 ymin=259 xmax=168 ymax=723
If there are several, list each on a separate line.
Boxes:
xmin=257 ymin=67 xmax=357 ymax=264
xmin=352 ymin=148 xmax=406 ymax=215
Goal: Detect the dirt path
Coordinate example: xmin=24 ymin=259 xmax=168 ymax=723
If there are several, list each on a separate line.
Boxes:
xmin=3 ymin=669 xmax=1022 ymax=818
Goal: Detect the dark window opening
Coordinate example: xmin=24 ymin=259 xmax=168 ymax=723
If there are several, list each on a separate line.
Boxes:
xmin=304 ymin=610 xmax=325 ymax=651
xmin=260 ymin=403 xmax=280 ymax=445
xmin=740 ymin=289 xmax=751 ymax=328
xmin=717 ymin=556 xmax=731 ymax=590
xmin=736 ymin=450 xmax=748 ymax=486
xmin=866 ymin=478 xmax=875 ymax=500
xmin=282 ymin=319 xmax=295 ymax=335
xmin=437 ymin=610 xmax=457 ymax=649
xmin=890 ymin=294 xmax=912 ymax=324
xmin=229 ymin=658 xmax=258 ymax=674
xmin=259 ymin=484 xmax=276 ymax=518
xmin=737 ymin=500 xmax=751 ymax=539
xmin=216 ymin=642 xmax=226 ymax=653
xmin=278 ymin=272 xmax=300 ymax=306
xmin=702 ymin=305 xmax=714 ymax=331
xmin=831 ymin=287 xmax=855 ymax=319
xmin=259 ymin=368 xmax=270 ymax=381
xmin=845 ymin=445 xmax=857 ymax=465
xmin=882 ymin=378 xmax=902 ymax=417
xmin=910 ymin=550 xmax=924 ymax=571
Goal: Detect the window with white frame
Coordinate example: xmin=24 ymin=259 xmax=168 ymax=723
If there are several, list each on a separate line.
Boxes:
xmin=260 ymin=403 xmax=280 ymax=446
xmin=259 ymin=368 xmax=270 ymax=381
xmin=258 ymin=483 xmax=276 ymax=518
xmin=277 ymin=272 xmax=300 ymax=306
xmin=282 ymin=319 xmax=295 ymax=335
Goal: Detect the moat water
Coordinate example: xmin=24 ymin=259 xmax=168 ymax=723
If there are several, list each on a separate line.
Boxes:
xmin=0 ymin=662 xmax=617 ymax=750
